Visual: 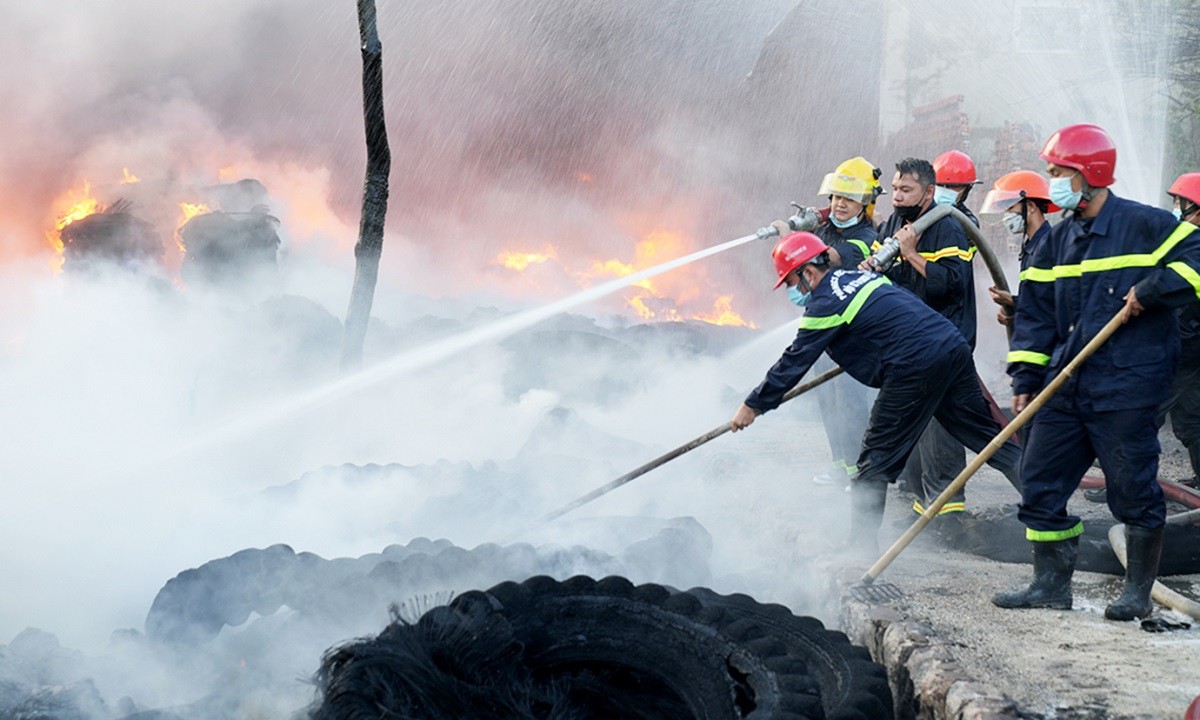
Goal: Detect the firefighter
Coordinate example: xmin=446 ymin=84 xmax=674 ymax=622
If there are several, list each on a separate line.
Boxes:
xmin=1088 ymin=173 xmax=1200 ymax=503
xmin=770 ymin=157 xmax=883 ymax=486
xmin=731 ymin=232 xmax=1022 ymax=557
xmin=932 ymin=150 xmax=982 ymax=228
xmin=1163 ymin=173 xmax=1200 ymax=486
xmin=980 ymin=170 xmax=1060 ymax=327
xmin=994 ymin=124 xmax=1200 ymax=620
xmin=863 ymin=158 xmax=985 ymax=529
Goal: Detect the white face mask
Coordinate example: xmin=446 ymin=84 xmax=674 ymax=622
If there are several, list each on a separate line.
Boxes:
xmin=1002 ymin=211 xmax=1026 ymax=236
xmin=933 ymin=186 xmax=959 ymax=206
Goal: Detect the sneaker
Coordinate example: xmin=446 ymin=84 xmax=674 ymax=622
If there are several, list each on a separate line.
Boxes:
xmin=1083 ymin=487 xmax=1107 ymax=503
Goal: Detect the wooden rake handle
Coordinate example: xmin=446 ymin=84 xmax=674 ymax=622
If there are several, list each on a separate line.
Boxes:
xmin=859 ymin=309 xmax=1127 ymax=586
xmin=508 ymin=366 xmax=845 ymax=541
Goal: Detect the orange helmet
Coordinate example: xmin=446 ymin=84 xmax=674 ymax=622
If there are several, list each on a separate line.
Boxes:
xmin=933 ymin=150 xmax=980 ymax=186
xmin=771 ymin=232 xmax=829 ymax=289
xmin=1168 ymin=173 xmax=1200 ymax=207
xmin=1040 ymin=124 xmax=1116 ymax=187
xmin=980 ymin=170 xmax=1060 ymax=215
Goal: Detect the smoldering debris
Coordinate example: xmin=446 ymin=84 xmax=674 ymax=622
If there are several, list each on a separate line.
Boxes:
xmin=0 ymin=520 xmax=714 ymax=720
xmin=59 ymin=201 xmax=163 ymax=274
xmin=179 ymin=208 xmax=280 ymax=285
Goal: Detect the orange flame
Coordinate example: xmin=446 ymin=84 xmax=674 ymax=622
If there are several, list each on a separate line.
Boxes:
xmin=494 ymin=245 xmax=558 ymax=271
xmin=120 ymin=167 xmax=140 ymax=184
xmin=175 ymin=202 xmax=212 ymax=256
xmin=693 ymin=295 xmax=754 ymax=328
xmin=45 ymin=181 xmax=103 ymax=274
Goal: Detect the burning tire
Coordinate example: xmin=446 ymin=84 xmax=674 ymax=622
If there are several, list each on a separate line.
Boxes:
xmin=311 ymin=575 xmax=892 ymax=720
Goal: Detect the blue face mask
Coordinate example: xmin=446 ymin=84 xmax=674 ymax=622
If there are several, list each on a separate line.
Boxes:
xmin=830 ymin=212 xmax=858 ymax=229
xmin=787 ymin=284 xmax=810 ymax=307
xmin=1049 ymin=175 xmax=1083 ymax=210
xmin=933 ymin=186 xmax=959 ymax=206
xmin=1174 ymin=206 xmax=1183 ymax=221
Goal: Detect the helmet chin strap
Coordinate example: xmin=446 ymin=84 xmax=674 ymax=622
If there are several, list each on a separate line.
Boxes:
xmin=797 ymin=268 xmax=814 ymax=294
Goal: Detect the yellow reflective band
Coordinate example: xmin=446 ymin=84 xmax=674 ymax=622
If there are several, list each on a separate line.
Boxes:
xmin=1006 ymin=350 xmax=1051 ymax=365
xmin=1168 ymin=261 xmax=1200 ymax=299
xmin=1021 ymin=266 xmax=1055 ymax=282
xmin=798 ymin=276 xmax=892 ymax=330
xmin=912 ymin=500 xmax=965 ymax=515
xmin=848 ymin=239 xmax=870 ymax=259
xmin=918 ymin=246 xmax=976 ymax=262
xmin=1026 ymin=521 xmax=1084 ymax=542
xmin=1021 ymin=221 xmax=1199 ymax=283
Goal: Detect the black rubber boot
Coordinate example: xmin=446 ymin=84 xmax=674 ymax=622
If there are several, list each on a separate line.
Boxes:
xmin=991 ymin=536 xmax=1078 ymax=609
xmin=1187 ymin=444 xmax=1200 ymax=486
xmin=1105 ymin=525 xmax=1164 ymax=621
xmin=1083 ymin=487 xmax=1107 ymax=503
xmin=846 ymin=479 xmax=887 ymax=560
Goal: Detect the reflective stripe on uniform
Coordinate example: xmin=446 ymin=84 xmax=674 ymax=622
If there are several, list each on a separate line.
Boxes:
xmin=798 ymin=276 xmax=892 ymax=330
xmin=1021 ymin=221 xmax=1198 ymax=283
xmin=1026 ymin=521 xmax=1084 ymax=542
xmin=1006 ymin=350 xmax=1051 ymax=365
xmin=918 ymin=246 xmax=976 ymax=262
xmin=913 ymin=500 xmax=965 ymax=515
xmin=1167 ymin=260 xmax=1200 ymax=299
xmin=847 ymin=238 xmax=870 ymax=259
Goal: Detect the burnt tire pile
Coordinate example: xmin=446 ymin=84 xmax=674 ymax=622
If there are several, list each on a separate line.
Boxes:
xmin=311 ymin=575 xmax=892 ymax=720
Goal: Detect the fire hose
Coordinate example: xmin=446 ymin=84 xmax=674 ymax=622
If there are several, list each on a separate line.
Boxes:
xmin=1108 ymin=507 xmax=1200 ymax=622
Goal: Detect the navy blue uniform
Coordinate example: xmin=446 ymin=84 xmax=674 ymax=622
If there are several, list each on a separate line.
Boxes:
xmin=879 ymin=205 xmax=980 ymax=512
xmin=810 ymin=219 xmax=876 ymax=478
xmin=1008 ymin=197 xmax=1200 ymax=539
xmin=744 ymin=269 xmax=1021 ymax=490
xmin=878 ymin=205 xmax=977 ymax=348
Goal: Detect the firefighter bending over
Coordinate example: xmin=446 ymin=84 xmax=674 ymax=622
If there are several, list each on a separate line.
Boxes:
xmin=730 ymin=232 xmax=1022 ymax=557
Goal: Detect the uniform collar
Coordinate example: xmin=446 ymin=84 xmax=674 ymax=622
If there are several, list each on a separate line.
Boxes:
xmin=1084 ymin=190 xmax=1119 ymax=237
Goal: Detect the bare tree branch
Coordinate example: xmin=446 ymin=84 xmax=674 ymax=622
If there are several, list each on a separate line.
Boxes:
xmin=340 ymin=0 xmax=391 ymax=372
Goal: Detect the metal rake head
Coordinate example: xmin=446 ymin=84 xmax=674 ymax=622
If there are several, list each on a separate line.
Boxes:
xmin=848 ymin=580 xmax=905 ymax=604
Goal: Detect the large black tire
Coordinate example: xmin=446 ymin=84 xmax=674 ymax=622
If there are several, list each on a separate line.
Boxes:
xmin=312 ymin=575 xmax=891 ymax=719
xmin=685 ymin=588 xmax=893 ymax=720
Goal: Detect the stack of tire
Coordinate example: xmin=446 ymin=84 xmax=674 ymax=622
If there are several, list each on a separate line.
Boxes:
xmin=311 ymin=575 xmax=893 ymax=720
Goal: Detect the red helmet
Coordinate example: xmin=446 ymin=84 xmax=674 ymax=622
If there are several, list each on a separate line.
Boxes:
xmin=980 ymin=170 xmax=1060 ymax=215
xmin=1168 ymin=173 xmax=1200 ymax=207
xmin=933 ymin=150 xmax=979 ymax=186
xmin=1040 ymin=124 xmax=1116 ymax=187
xmin=771 ymin=231 xmax=829 ymax=289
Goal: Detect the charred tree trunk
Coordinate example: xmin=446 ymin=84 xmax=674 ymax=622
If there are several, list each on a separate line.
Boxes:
xmin=340 ymin=0 xmax=391 ymax=371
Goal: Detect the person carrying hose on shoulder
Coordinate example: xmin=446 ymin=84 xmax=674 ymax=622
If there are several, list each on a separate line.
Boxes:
xmin=861 ymin=158 xmax=996 ymax=535
xmin=980 ymin=170 xmax=1060 ymax=329
xmin=730 ymin=232 xmax=1022 ymax=559
xmin=768 ymin=157 xmax=883 ymax=488
xmin=932 ymin=149 xmax=982 ymax=228
xmin=994 ymin=124 xmax=1200 ymax=621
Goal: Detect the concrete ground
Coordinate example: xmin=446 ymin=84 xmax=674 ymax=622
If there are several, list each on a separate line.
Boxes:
xmin=812 ymin=441 xmax=1200 ymax=719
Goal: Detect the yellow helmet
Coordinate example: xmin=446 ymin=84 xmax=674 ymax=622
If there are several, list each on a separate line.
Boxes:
xmin=817 ymin=156 xmax=885 ymax=206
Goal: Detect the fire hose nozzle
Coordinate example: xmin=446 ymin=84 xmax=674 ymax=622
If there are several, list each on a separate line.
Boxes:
xmin=787 ymin=203 xmax=820 ymax=232
xmin=755 ymin=225 xmax=780 ymax=241
xmin=866 ymin=235 xmax=902 ymax=272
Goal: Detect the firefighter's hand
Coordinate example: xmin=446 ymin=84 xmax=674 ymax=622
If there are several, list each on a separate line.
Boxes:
xmin=988 ymin=285 xmax=1014 ymax=309
xmin=996 ymin=307 xmax=1014 ymax=327
xmin=895 ymin=225 xmax=918 ymax=256
xmin=731 ymin=404 xmax=759 ymax=432
xmin=770 ymin=220 xmax=791 ymax=237
xmin=1122 ymin=286 xmax=1144 ymax=323
xmin=1012 ymin=393 xmax=1031 ymax=414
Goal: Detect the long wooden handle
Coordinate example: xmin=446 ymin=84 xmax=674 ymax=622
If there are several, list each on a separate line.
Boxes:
xmin=517 ymin=366 xmax=845 ymax=536
xmin=859 ymin=309 xmax=1127 ymax=585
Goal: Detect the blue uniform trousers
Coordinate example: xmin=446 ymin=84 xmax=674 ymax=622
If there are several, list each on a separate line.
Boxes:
xmin=1018 ymin=401 xmax=1165 ymax=536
